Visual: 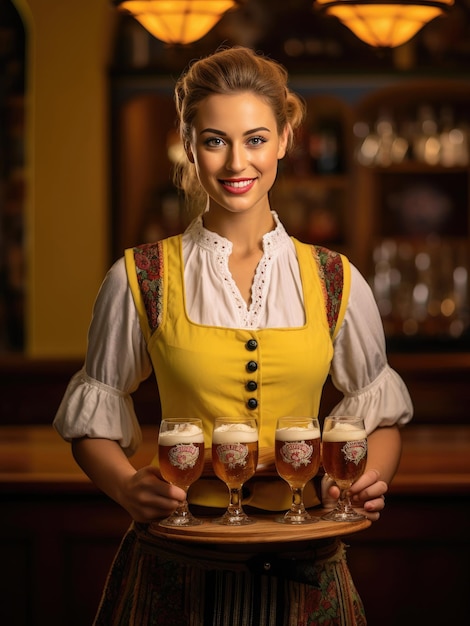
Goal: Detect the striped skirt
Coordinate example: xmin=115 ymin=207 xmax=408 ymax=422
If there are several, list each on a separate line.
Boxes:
xmin=94 ymin=522 xmax=366 ymax=626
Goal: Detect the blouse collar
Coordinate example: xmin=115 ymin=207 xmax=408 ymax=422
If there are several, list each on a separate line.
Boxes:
xmin=187 ymin=211 xmax=290 ymax=257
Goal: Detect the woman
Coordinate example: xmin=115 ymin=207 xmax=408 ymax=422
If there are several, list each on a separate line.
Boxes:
xmin=54 ymin=46 xmax=412 ymax=625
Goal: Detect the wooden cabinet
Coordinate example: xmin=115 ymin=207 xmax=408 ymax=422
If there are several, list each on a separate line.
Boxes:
xmin=271 ymin=94 xmax=353 ymax=254
xmin=352 ymin=80 xmax=470 ymax=348
xmin=110 ymin=77 xmax=186 ymax=257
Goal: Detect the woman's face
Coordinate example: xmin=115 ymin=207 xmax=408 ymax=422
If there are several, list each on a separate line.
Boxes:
xmin=188 ymin=92 xmax=288 ymax=216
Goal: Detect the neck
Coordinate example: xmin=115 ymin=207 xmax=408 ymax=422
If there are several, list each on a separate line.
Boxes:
xmin=202 ymin=209 xmax=275 ymax=254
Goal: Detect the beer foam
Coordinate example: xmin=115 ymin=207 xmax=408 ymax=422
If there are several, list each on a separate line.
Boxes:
xmin=159 ymin=423 xmax=204 ymax=446
xmin=213 ymin=423 xmax=258 ymax=444
xmin=276 ymin=426 xmax=321 ymax=442
xmin=323 ymin=422 xmax=367 ymax=443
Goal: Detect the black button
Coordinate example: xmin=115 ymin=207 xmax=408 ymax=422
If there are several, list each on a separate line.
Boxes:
xmin=246 ymin=380 xmax=257 ymax=392
xmin=246 ymin=339 xmax=258 ymax=351
xmin=246 ymin=360 xmax=258 ymax=373
xmin=247 ymin=398 xmax=258 ymax=409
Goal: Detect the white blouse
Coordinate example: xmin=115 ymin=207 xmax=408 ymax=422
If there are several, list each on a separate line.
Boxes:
xmin=54 ymin=214 xmax=413 ymax=454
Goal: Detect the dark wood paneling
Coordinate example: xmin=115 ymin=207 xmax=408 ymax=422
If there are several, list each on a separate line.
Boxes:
xmin=0 ymin=494 xmax=129 ymax=626
xmin=347 ymin=494 xmax=470 ymax=626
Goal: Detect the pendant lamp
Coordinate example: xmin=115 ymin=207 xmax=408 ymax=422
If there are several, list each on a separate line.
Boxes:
xmin=315 ymin=0 xmax=454 ymax=48
xmin=113 ymin=1 xmax=239 ymax=45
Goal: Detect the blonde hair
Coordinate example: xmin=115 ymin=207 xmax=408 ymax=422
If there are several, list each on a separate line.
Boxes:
xmin=174 ymin=46 xmax=305 ymax=214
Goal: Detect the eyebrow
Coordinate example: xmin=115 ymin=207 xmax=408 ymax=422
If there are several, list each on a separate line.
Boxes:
xmin=199 ymin=127 xmax=271 ymax=136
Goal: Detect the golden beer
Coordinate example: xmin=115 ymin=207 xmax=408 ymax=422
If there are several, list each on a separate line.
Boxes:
xmin=273 ymin=417 xmax=321 ymax=525
xmin=158 ymin=424 xmax=205 ymax=491
xmin=211 ymin=418 xmax=259 ymax=526
xmin=322 ymin=423 xmax=367 ymax=489
xmin=275 ymin=425 xmax=321 ymax=488
xmin=212 ymin=424 xmax=258 ymax=488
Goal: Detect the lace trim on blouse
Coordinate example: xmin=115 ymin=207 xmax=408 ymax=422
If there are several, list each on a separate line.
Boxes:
xmin=133 ymin=215 xmax=345 ymax=337
xmin=187 ymin=212 xmax=290 ymax=328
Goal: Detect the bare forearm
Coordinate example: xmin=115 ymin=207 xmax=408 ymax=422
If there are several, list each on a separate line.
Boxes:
xmin=72 ymin=437 xmax=137 ymax=506
xmin=366 ymin=425 xmax=402 ymax=485
xmin=71 ymin=437 xmax=185 ymax=522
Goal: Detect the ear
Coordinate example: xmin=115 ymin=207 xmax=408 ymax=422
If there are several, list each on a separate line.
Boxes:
xmin=277 ymin=125 xmax=290 ymax=160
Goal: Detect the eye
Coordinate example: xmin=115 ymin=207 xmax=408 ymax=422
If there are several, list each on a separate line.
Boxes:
xmin=204 ymin=137 xmax=225 ymax=148
xmin=247 ymin=136 xmax=267 ymax=147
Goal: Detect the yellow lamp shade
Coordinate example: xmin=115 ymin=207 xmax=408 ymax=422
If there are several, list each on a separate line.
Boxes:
xmin=315 ymin=1 xmax=455 ymax=48
xmin=116 ymin=1 xmax=238 ymax=45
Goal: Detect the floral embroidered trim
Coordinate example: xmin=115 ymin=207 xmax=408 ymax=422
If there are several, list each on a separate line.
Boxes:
xmin=132 ymin=239 xmax=343 ymax=338
xmin=133 ymin=242 xmax=164 ymax=334
xmin=313 ymin=245 xmax=344 ymax=338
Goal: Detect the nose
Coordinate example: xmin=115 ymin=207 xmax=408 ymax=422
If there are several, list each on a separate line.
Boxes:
xmin=226 ymin=143 xmax=247 ymax=172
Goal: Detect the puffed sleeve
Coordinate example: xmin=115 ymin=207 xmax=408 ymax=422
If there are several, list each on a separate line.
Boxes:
xmin=53 ymin=258 xmax=153 ymax=455
xmin=329 ymin=264 xmax=413 ymax=434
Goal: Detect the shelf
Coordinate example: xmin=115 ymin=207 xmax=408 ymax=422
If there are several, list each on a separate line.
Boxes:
xmin=366 ymin=162 xmax=469 ymax=175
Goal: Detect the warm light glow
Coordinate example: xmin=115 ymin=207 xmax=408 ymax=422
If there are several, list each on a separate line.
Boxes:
xmin=315 ymin=1 xmax=454 ymax=48
xmin=115 ymin=1 xmax=238 ymax=45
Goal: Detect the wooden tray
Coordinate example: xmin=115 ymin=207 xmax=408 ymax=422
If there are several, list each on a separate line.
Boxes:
xmin=149 ymin=509 xmax=371 ymax=545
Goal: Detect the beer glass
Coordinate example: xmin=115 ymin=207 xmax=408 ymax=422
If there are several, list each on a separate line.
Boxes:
xmin=158 ymin=418 xmax=205 ymax=527
xmin=212 ymin=417 xmax=259 ymax=525
xmin=274 ymin=416 xmax=321 ymax=524
xmin=321 ymin=415 xmax=368 ymax=522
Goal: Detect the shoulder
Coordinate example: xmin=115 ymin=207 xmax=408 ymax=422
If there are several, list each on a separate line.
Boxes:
xmin=292 ymin=239 xmax=345 ymax=272
xmin=131 ymin=241 xmax=165 ymax=277
xmin=95 ymin=257 xmax=128 ymax=304
xmin=294 ymin=241 xmax=348 ymax=338
xmin=125 ymin=241 xmax=170 ymax=335
xmin=296 ymin=241 xmax=347 ymax=296
xmin=311 ymin=245 xmax=346 ymax=283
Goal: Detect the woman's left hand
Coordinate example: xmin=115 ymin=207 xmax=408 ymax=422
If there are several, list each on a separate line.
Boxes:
xmin=348 ymin=468 xmax=388 ymax=521
xmin=321 ymin=469 xmax=388 ymax=522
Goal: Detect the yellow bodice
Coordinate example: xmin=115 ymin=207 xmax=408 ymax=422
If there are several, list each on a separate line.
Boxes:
xmin=125 ymin=236 xmax=350 ymax=511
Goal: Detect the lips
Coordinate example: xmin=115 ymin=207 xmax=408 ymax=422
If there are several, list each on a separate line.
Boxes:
xmin=219 ymin=178 xmax=256 ymax=194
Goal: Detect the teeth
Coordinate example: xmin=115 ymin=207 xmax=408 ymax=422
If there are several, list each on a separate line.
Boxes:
xmin=224 ymin=180 xmax=253 ymax=188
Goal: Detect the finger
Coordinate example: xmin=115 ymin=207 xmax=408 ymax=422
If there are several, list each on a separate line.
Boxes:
xmin=354 ymin=499 xmax=384 ymax=522
xmin=349 ymin=468 xmax=380 ymax=493
xmin=321 ymin=474 xmax=339 ymax=509
xmin=363 ymin=494 xmax=385 ymax=509
xmin=350 ymin=479 xmax=388 ymax=503
xmin=166 ymin=483 xmax=187 ymax=501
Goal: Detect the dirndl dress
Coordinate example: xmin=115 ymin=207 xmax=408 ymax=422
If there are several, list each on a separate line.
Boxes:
xmin=93 ymin=522 xmax=366 ymax=626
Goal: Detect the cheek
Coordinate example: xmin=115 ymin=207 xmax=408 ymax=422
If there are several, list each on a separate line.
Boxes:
xmin=260 ymin=149 xmax=283 ymax=172
xmin=194 ymin=152 xmax=220 ymax=178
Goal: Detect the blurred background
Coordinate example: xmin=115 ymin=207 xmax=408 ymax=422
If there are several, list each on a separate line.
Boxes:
xmin=2 ymin=0 xmax=470 ymax=356
xmin=1 ymin=1 xmax=469 ymax=625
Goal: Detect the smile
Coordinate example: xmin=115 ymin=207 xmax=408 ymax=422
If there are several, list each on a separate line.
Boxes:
xmin=219 ymin=178 xmax=256 ymax=194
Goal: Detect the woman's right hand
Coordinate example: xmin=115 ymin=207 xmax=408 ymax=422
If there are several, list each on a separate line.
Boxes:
xmin=119 ymin=465 xmax=186 ymax=523
xmin=71 ymin=437 xmax=186 ymax=523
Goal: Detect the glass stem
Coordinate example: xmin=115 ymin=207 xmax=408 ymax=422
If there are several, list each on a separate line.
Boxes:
xmin=290 ymin=486 xmax=306 ymax=515
xmin=175 ymin=500 xmax=189 ymax=516
xmin=227 ymin=487 xmax=243 ymax=516
xmin=337 ymin=488 xmax=353 ymax=512
xmin=172 ymin=489 xmax=190 ymax=517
